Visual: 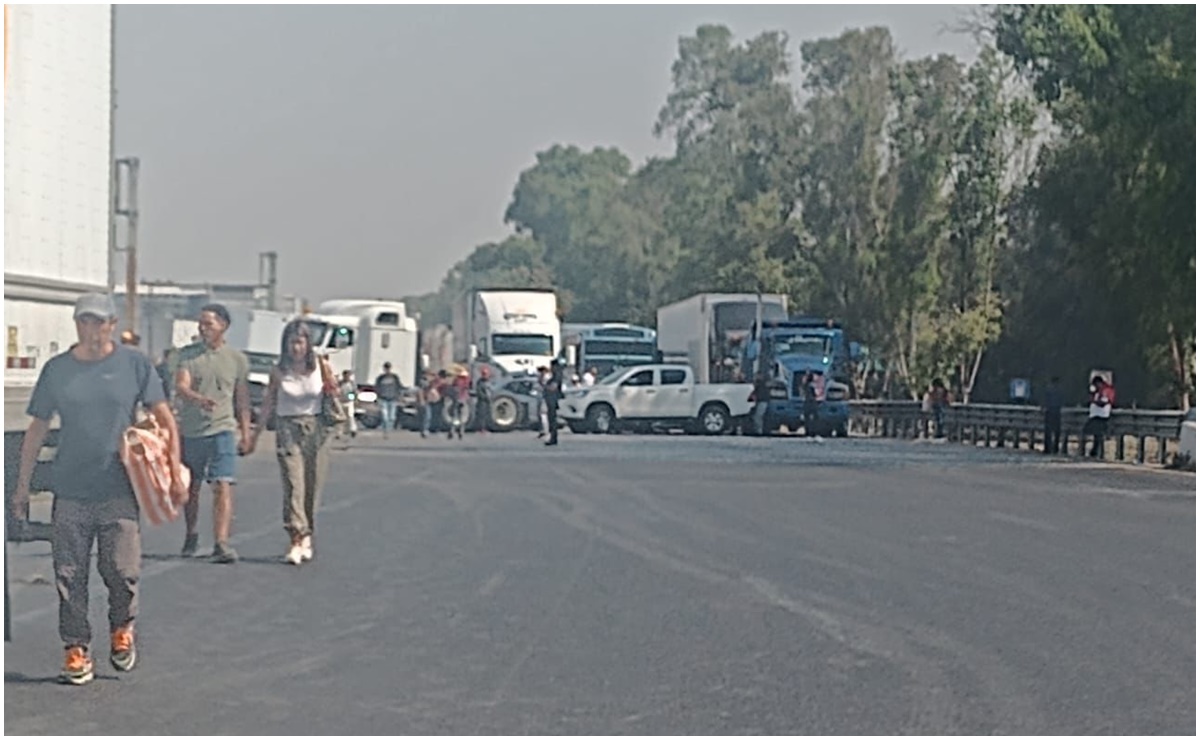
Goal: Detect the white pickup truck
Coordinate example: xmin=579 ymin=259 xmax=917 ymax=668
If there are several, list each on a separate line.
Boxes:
xmin=559 ymin=364 xmax=753 ymax=435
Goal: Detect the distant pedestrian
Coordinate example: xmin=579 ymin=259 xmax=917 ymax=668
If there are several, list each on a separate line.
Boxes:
xmin=1042 ymin=376 xmax=1064 ymax=454
xmin=582 ymin=367 xmax=597 ymax=387
xmin=247 ymin=320 xmax=336 ymax=565
xmin=929 ymin=378 xmax=950 ymax=439
xmin=337 ymin=370 xmax=357 ymax=440
xmin=433 ymin=370 xmax=450 ymax=435
xmin=12 ymin=293 xmax=187 ymax=685
xmin=473 ymin=365 xmax=493 ymax=434
xmin=1084 ymin=375 xmax=1116 ymax=458
xmin=374 ymin=362 xmax=403 ymax=438
xmin=750 ymin=371 xmax=772 ymax=436
xmin=418 ymin=371 xmax=440 ymax=438
xmin=174 ymin=304 xmax=251 ymax=564
xmin=544 ymin=359 xmax=565 ymax=446
xmin=536 ymin=365 xmax=551 ymax=439
xmin=447 ymin=367 xmax=470 ymax=440
xmin=802 ymin=372 xmax=821 ymax=436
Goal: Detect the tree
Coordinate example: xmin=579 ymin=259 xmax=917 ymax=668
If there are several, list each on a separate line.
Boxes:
xmin=795 ymin=27 xmax=897 ymax=372
xmin=993 ymin=4 xmax=1195 ymax=406
xmin=654 ymin=25 xmax=805 ymax=305
xmin=504 ymin=144 xmax=656 ymax=322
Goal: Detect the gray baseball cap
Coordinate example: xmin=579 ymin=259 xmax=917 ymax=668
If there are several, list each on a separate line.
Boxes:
xmin=73 ymin=293 xmax=118 ymax=321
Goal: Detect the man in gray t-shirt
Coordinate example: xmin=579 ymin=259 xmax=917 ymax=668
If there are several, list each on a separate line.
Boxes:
xmin=174 ymin=304 xmax=251 ymax=563
xmin=14 ymin=293 xmax=186 ymax=686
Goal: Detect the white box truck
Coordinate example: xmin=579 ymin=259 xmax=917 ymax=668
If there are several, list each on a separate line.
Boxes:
xmin=656 ymin=293 xmax=789 ymax=384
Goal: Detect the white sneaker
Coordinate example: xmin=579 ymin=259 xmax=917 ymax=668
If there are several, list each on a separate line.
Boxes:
xmin=285 ymin=543 xmax=303 ymax=565
xmin=300 ymin=535 xmax=313 ymax=562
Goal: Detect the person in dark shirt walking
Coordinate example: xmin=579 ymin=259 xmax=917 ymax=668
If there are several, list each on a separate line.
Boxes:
xmin=473 ymin=365 xmax=493 ymax=434
xmin=544 ymin=359 xmax=566 ymax=446
xmin=751 ymin=371 xmax=772 ymax=436
xmin=1042 ymin=376 xmax=1064 ymax=454
xmin=13 ymin=294 xmax=187 ymax=685
xmin=802 ymin=372 xmax=821 ymax=436
xmin=374 ymin=362 xmax=403 ymax=438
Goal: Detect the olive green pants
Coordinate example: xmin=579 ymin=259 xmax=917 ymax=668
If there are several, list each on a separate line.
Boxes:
xmin=275 ymin=415 xmax=331 ymax=538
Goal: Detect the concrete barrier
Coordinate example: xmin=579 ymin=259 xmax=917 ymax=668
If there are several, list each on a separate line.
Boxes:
xmin=1179 ymin=419 xmax=1196 ymax=470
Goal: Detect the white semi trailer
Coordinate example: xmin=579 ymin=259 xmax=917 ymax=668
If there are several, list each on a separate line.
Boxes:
xmin=4 ymin=5 xmax=114 ymax=400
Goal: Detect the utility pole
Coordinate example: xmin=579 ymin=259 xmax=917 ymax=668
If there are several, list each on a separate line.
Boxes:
xmin=114 ymin=157 xmax=139 ymax=330
xmin=258 ymin=251 xmax=278 ymax=311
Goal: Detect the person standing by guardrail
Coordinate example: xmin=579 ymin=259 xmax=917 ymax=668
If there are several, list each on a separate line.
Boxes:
xmin=1042 ymin=376 xmax=1064 ymax=454
xmin=1085 ymin=375 xmax=1116 ymax=458
xmin=929 ymin=379 xmax=950 ymax=440
xmin=12 ymin=293 xmax=188 ymax=685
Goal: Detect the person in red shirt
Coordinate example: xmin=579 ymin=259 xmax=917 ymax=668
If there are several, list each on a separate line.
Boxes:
xmin=1085 ymin=375 xmax=1116 ymax=458
xmin=447 ymin=368 xmax=471 ymax=440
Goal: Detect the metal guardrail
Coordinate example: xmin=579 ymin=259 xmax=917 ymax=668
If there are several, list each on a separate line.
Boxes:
xmin=849 ymin=400 xmax=1186 ymax=465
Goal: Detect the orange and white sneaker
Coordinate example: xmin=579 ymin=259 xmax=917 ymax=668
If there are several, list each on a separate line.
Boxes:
xmin=110 ymin=625 xmax=137 ymax=672
xmin=300 ymin=535 xmax=313 ymax=562
xmin=60 ymin=646 xmax=95 ymax=685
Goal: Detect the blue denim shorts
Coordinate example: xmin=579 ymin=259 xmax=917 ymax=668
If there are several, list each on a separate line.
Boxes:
xmin=182 ymin=430 xmax=238 ymax=484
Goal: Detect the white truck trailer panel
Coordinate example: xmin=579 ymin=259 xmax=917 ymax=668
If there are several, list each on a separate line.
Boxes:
xmin=656 ymin=293 xmax=789 ymax=384
xmin=4 ymin=5 xmax=113 ymax=386
xmin=4 ymin=5 xmax=112 ymax=287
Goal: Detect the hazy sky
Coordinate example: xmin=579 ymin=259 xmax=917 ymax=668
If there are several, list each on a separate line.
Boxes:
xmin=114 ymin=4 xmax=980 ymax=304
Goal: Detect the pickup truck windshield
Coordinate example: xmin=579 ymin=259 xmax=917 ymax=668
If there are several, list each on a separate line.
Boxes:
xmin=491 ymin=334 xmax=554 ymax=356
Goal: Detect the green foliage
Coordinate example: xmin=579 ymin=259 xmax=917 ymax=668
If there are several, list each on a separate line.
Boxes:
xmin=405 ymin=12 xmax=1194 ymax=407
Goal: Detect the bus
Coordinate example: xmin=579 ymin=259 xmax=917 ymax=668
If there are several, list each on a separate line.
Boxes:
xmin=562 ymin=323 xmax=659 ymax=379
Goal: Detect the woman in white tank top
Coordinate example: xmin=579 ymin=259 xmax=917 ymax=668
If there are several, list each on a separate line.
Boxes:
xmin=248 ymin=320 xmax=336 ymax=565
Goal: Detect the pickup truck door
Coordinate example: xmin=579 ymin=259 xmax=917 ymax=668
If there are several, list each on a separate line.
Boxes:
xmin=654 ymin=367 xmax=693 ymax=417
xmin=614 ymin=369 xmax=656 ymax=418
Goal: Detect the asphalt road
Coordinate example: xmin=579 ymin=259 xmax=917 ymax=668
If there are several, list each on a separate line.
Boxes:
xmin=4 ymin=430 xmax=1195 ymax=734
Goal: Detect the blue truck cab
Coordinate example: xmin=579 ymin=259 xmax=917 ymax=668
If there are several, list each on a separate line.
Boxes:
xmin=742 ymin=318 xmax=860 ymax=436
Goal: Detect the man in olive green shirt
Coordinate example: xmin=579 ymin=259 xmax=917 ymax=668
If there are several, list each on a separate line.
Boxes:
xmin=174 ymin=304 xmax=252 ymax=563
